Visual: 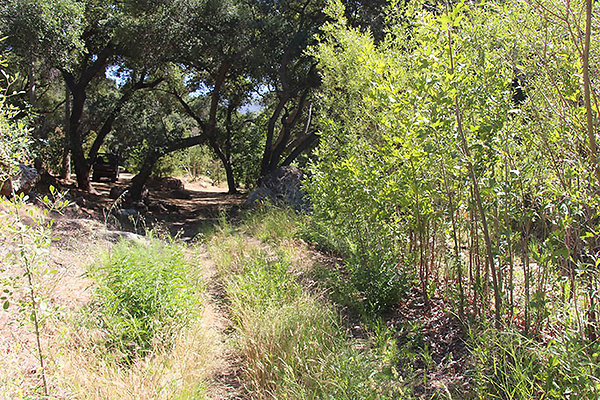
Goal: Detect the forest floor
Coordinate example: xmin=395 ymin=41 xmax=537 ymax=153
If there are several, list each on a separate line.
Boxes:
xmin=68 ymin=173 xmax=246 ymax=239
xmin=0 ymin=175 xmax=471 ymax=399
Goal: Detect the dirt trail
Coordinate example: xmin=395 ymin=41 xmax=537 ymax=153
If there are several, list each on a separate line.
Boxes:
xmin=85 ymin=175 xmax=247 ymax=398
xmin=74 ymin=174 xmax=246 ymax=239
xmin=197 ymin=250 xmax=246 ymax=400
xmin=0 ymin=175 xmax=248 ymax=398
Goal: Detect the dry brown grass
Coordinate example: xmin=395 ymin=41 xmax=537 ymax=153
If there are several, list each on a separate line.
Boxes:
xmin=0 ymin=199 xmax=223 ymax=400
xmin=0 ymin=200 xmax=98 ymax=399
xmin=51 ymin=302 xmax=219 ymax=400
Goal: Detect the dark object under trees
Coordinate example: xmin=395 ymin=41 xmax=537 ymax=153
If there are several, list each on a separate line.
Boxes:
xmin=92 ymin=153 xmax=119 ymax=182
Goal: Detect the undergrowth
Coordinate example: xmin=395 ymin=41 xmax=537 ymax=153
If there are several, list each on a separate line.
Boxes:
xmin=471 ymin=326 xmax=600 ymax=399
xmin=300 ymin=217 xmax=410 ymax=315
xmin=90 ymin=237 xmax=203 ymax=361
xmin=216 ymin=207 xmax=600 ymax=400
xmin=240 ymin=206 xmax=303 ymax=242
xmin=209 ymin=208 xmax=409 ymax=399
xmin=57 ymin=236 xmax=213 ymax=399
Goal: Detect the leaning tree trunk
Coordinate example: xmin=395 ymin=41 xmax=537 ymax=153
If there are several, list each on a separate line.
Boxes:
xmin=128 ymin=135 xmax=208 ymax=201
xmin=129 ymin=153 xmax=158 ymax=201
xmin=209 ymin=137 xmax=237 ymax=194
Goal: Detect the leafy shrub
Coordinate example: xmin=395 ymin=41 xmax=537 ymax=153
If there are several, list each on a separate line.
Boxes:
xmin=175 ymin=145 xmax=226 ymax=183
xmin=92 ymin=239 xmax=202 ymax=361
xmin=300 ymin=213 xmax=409 ymax=314
xmin=0 ymin=55 xmax=31 ymax=179
xmin=345 ymin=246 xmax=408 ymax=314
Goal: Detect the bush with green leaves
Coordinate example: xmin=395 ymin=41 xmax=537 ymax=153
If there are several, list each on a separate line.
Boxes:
xmin=92 ymin=238 xmax=202 ymax=361
xmin=307 ymin=0 xmax=600 ymax=338
xmin=0 ymin=55 xmax=32 ymax=179
xmin=173 ymin=145 xmax=226 ymax=182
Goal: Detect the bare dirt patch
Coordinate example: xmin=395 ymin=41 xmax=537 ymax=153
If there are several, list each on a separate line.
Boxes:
xmin=68 ymin=174 xmax=246 ymax=239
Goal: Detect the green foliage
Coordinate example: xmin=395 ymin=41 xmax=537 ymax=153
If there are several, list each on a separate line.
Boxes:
xmin=0 ymin=110 xmax=31 ymax=177
xmin=109 ymin=89 xmax=196 ymax=174
xmin=91 ymin=238 xmax=202 ymax=361
xmin=225 ymin=252 xmax=407 ymax=399
xmin=0 ymin=57 xmax=32 ymax=177
xmin=0 ymin=0 xmax=85 ymax=67
xmin=173 ymin=145 xmax=225 ymax=182
xmin=230 ymin=111 xmax=264 ymax=189
xmin=308 ymin=0 xmax=600 ymax=336
xmin=241 ymin=206 xmax=303 ymax=242
xmin=346 ymin=246 xmax=409 ymax=314
xmin=471 ymin=328 xmax=600 ymax=399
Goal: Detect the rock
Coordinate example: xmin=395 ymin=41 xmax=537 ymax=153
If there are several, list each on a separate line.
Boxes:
xmin=13 ymin=165 xmax=40 ymax=195
xmin=246 ymin=186 xmax=273 ymax=205
xmin=147 ymin=177 xmax=185 ymax=191
xmin=103 ymin=230 xmax=145 ymax=243
xmin=117 ymin=208 xmax=139 ymax=218
xmin=0 ymin=164 xmax=40 ymax=198
xmin=246 ymin=166 xmax=310 ymax=211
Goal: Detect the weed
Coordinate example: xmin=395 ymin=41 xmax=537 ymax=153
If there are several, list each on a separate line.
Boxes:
xmin=240 ymin=207 xmax=302 ymax=243
xmin=470 ymin=326 xmax=600 ymax=399
xmin=90 ymin=238 xmax=203 ymax=361
xmin=55 ymin=315 xmax=215 ymax=400
xmin=300 ymin=215 xmax=409 ymax=315
xmin=221 ymin=249 xmax=407 ymax=399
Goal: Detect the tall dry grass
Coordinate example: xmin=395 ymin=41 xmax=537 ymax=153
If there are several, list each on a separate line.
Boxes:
xmin=209 ymin=209 xmax=407 ymax=399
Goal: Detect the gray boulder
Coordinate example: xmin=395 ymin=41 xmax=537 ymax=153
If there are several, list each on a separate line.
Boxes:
xmin=246 ymin=166 xmax=310 ymax=211
xmin=147 ymin=176 xmax=184 ymax=191
xmin=0 ymin=164 xmax=40 ymax=198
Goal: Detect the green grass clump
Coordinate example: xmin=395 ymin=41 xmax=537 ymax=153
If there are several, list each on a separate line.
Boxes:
xmin=92 ymin=238 xmax=203 ymax=361
xmin=303 ymin=220 xmax=410 ymax=315
xmin=241 ymin=206 xmax=303 ymax=242
xmin=225 ymin=254 xmax=406 ymax=399
xmin=471 ymin=328 xmax=600 ymax=399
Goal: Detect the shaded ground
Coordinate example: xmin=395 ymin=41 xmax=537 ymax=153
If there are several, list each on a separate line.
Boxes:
xmin=66 ymin=174 xmax=246 ymax=240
